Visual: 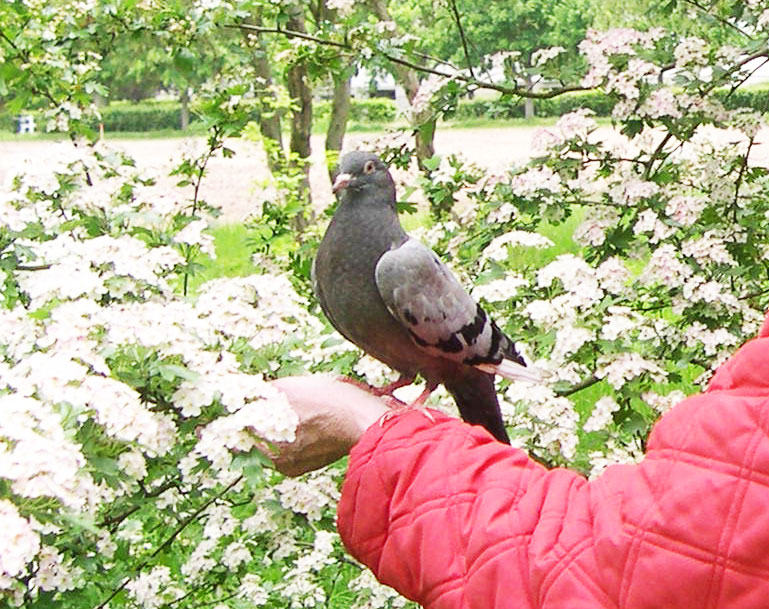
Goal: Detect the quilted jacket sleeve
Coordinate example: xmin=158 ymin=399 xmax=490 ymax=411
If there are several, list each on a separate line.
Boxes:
xmin=337 ymin=318 xmax=769 ymax=609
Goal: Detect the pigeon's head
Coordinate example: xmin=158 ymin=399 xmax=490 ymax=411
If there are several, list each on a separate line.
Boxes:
xmin=332 ymin=151 xmax=394 ymax=202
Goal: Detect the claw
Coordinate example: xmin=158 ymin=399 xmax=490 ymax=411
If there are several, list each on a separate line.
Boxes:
xmin=337 ymin=374 xmax=415 ymax=398
xmin=338 ymin=375 xmax=437 ymax=426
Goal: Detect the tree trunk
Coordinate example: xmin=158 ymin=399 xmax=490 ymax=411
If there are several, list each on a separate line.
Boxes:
xmin=524 ymin=97 xmax=535 ymax=119
xmin=523 ymin=74 xmax=535 ymax=119
xmin=180 ymin=88 xmax=190 ymax=130
xmin=325 ymin=73 xmax=352 ymax=180
xmin=243 ymin=14 xmax=284 ymax=173
xmin=285 ymin=7 xmax=314 ymax=226
xmin=366 ymin=0 xmax=436 ymax=167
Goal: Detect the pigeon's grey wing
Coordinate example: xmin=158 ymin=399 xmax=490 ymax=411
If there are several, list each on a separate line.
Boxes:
xmin=374 ymin=239 xmax=503 ymax=366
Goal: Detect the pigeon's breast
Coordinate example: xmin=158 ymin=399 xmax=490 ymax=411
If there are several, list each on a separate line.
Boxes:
xmin=314 ymin=211 xmax=431 ymax=376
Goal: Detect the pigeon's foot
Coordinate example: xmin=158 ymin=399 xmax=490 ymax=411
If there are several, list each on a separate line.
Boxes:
xmin=337 ymin=376 xmax=379 ymax=394
xmin=369 ymin=374 xmax=415 ymax=398
xmin=378 ymin=385 xmax=437 ymax=426
xmin=406 ymin=386 xmax=437 ymax=422
xmin=338 ymin=374 xmax=416 ymax=398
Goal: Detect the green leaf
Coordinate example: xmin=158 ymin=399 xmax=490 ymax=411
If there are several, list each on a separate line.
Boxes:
xmin=155 ymin=363 xmax=199 ymax=383
xmin=232 ymin=447 xmax=273 ymax=484
xmin=422 ymin=155 xmax=442 ymax=171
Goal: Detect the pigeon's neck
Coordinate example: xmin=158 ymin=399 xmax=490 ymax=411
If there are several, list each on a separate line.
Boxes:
xmin=332 ymin=193 xmax=407 ymax=252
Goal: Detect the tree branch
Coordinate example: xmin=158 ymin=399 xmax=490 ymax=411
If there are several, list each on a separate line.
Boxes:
xmin=554 ymin=375 xmax=601 ymax=397
xmin=229 ymin=23 xmax=590 ymax=100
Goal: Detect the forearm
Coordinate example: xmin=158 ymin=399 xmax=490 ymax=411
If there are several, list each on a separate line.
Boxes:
xmin=337 ymin=410 xmax=549 ymax=608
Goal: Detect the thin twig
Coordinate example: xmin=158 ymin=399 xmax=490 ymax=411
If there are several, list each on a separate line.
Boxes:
xmin=681 ymin=0 xmax=754 ymax=39
xmin=446 ymin=0 xmax=475 ymax=79
xmin=15 ymin=263 xmax=52 ymax=271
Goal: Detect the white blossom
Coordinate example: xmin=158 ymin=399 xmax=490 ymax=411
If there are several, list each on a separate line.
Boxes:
xmin=222 ymin=541 xmax=253 ymax=570
xmin=482 ymin=231 xmax=553 ymax=262
xmin=682 ymin=232 xmax=736 ymax=266
xmin=0 ymin=500 xmax=40 ymax=583
xmin=574 ymin=207 xmax=619 ymax=247
xmin=276 ymin=473 xmax=340 ymax=522
xmin=173 ymin=219 xmax=216 ymax=258
xmin=353 ymin=354 xmax=397 ymax=386
xmin=240 ymin=573 xmax=269 ymax=605
xmin=471 ymin=274 xmax=527 ymax=302
xmin=531 ymin=46 xmax=566 ymax=66
xmin=665 ymin=194 xmax=706 ymax=226
xmin=505 ymin=383 xmax=579 ymax=460
xmin=350 ymin=569 xmax=408 ymax=608
xmin=118 ymin=449 xmax=148 ymax=479
xmin=553 ymin=325 xmax=594 ymax=359
xmin=641 ymin=244 xmax=693 ymax=287
xmin=588 ymin=438 xmax=643 ymax=479
xmin=583 ymin=396 xmax=620 ymax=432
xmin=684 ymin=322 xmax=740 ymax=356
xmin=182 ymin=539 xmax=217 ymax=580
xmin=609 ymin=175 xmax=659 ymax=206
xmin=600 ymin=307 xmax=639 ymax=341
xmin=597 ymin=352 xmax=667 ymax=389
xmin=674 ymin=37 xmax=709 ymax=67
xmin=126 ymin=566 xmax=182 ymax=609
xmin=596 ymin=257 xmax=630 ymax=294
xmin=642 ymin=390 xmax=687 ymax=415
xmin=641 ymin=88 xmax=682 ymax=119
xmin=29 ymin=546 xmax=81 ymax=593
xmin=511 ymin=165 xmax=562 ymax=196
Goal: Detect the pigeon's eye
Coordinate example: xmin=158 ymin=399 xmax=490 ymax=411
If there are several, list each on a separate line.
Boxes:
xmin=363 ymin=160 xmax=376 ymax=174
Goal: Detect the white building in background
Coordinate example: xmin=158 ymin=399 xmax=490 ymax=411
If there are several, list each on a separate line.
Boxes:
xmin=350 ymin=68 xmax=397 ymax=98
xmin=350 ymin=67 xmax=411 ymax=114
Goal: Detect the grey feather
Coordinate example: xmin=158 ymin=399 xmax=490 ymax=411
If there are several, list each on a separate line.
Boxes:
xmin=376 ymin=239 xmax=495 ymax=362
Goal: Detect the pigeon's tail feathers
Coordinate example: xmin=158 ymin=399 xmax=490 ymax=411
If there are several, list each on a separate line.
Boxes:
xmin=444 ymin=371 xmax=510 ymax=444
xmin=476 ymin=358 xmax=544 ymax=384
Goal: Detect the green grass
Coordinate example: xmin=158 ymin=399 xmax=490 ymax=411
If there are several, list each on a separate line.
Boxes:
xmin=184 ymin=224 xmax=259 ymax=294
xmin=439 ymin=116 xmax=560 ymax=129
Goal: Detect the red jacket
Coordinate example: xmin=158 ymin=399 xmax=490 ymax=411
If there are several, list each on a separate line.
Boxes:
xmin=337 ymin=316 xmax=769 ymax=608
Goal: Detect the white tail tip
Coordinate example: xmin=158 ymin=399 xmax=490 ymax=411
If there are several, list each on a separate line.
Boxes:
xmin=476 ymin=359 xmax=544 ymax=384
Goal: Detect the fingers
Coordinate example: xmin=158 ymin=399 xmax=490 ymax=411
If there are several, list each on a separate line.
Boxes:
xmin=272 ymin=375 xmax=390 ymax=416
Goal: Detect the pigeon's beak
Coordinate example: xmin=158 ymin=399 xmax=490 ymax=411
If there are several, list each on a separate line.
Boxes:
xmin=332 ymin=173 xmax=351 ymax=194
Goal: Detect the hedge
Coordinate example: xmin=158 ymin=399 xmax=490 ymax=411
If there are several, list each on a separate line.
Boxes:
xmin=314 ymin=97 xmax=398 ymax=123
xmin=2 ymin=86 xmax=768 ymax=133
xmin=98 ymin=101 xmax=190 ymax=131
xmin=454 ymin=86 xmax=769 ymax=120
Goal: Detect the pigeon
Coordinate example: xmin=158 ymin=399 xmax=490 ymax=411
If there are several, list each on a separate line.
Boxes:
xmin=312 ymin=151 xmax=541 ymax=443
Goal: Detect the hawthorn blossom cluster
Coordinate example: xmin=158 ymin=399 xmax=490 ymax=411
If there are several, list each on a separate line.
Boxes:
xmin=0 ymin=142 xmax=355 ymax=607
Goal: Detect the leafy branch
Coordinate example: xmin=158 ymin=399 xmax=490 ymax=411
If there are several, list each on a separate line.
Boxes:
xmin=96 ymin=475 xmax=244 ymax=609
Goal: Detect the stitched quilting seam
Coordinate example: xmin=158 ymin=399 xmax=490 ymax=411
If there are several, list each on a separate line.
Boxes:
xmin=706 ymin=399 xmax=769 ymax=608
xmin=621 ymin=522 xmax=769 ymax=580
xmin=617 ymin=438 xmax=681 ymax=606
xmin=648 ymin=447 xmax=769 ymax=489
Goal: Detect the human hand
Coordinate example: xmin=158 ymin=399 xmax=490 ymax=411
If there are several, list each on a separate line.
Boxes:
xmin=268 ymin=375 xmax=390 ymax=477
